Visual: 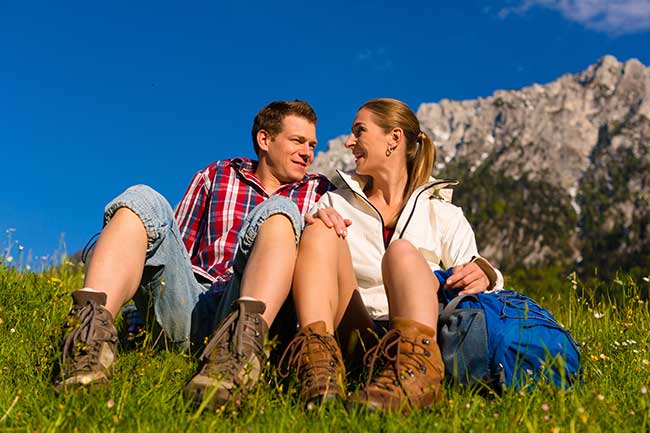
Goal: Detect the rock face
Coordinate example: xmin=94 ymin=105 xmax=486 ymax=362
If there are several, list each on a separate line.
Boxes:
xmin=311 ymin=55 xmax=650 ymax=274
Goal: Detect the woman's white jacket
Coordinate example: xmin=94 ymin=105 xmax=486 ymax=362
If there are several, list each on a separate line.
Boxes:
xmin=311 ymin=170 xmax=504 ymax=320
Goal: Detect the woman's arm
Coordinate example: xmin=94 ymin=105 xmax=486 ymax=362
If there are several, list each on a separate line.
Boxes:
xmin=438 ymin=204 xmax=504 ymax=294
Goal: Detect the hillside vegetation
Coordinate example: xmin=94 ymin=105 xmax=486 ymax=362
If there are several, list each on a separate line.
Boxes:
xmin=1 ymin=263 xmax=649 ymax=432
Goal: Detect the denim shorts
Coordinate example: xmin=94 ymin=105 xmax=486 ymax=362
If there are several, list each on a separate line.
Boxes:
xmin=100 ymin=184 xmax=303 ymax=350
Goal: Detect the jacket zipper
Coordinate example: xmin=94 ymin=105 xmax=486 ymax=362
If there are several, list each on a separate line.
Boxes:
xmin=336 ymin=171 xmax=458 ymax=248
xmin=336 ymin=172 xmax=387 ymax=250
xmin=398 ymin=179 xmax=459 ymax=240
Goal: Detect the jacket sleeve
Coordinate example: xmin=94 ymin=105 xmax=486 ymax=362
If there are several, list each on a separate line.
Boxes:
xmin=438 ymin=203 xmax=504 ymax=291
xmin=307 ymin=191 xmax=335 ymax=215
xmin=174 ymin=166 xmax=213 ymax=257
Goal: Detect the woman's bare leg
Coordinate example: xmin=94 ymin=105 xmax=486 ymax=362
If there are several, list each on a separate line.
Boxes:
xmin=381 ymin=239 xmax=439 ymax=328
xmin=292 ymin=220 xmax=358 ymax=333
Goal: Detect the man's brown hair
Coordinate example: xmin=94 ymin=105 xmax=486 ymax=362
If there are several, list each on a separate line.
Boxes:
xmin=251 ymin=100 xmax=318 ymax=155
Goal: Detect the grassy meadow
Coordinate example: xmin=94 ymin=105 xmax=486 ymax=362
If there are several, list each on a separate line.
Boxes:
xmin=0 ymin=261 xmax=649 ymax=433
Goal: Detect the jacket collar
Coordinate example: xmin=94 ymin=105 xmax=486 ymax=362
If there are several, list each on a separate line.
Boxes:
xmin=334 ymin=169 xmax=458 ymax=203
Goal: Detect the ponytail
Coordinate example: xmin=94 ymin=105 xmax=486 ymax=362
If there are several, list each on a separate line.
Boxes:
xmin=403 ymin=131 xmax=435 ymax=202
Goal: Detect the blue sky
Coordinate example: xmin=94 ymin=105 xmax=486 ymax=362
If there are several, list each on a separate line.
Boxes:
xmin=1 ymin=0 xmax=650 ymax=265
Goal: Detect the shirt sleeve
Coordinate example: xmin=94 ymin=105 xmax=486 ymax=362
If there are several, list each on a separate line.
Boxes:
xmin=174 ymin=166 xmax=213 ymax=256
xmin=438 ymin=203 xmax=504 ymax=291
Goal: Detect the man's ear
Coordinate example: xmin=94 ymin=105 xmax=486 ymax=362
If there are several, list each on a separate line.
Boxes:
xmin=257 ymin=130 xmax=273 ymax=152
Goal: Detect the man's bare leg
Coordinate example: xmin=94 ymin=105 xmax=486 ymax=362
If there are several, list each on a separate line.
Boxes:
xmin=56 ymin=207 xmax=147 ymax=390
xmin=83 ymin=207 xmax=148 ymax=318
xmin=185 ymin=213 xmax=303 ymax=409
xmin=238 ymin=214 xmax=298 ymax=326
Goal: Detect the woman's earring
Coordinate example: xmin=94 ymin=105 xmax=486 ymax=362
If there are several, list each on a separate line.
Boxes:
xmin=385 ymin=146 xmax=396 ymax=157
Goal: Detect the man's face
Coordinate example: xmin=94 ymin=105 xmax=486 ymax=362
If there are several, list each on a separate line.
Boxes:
xmin=263 ymin=115 xmax=317 ymax=183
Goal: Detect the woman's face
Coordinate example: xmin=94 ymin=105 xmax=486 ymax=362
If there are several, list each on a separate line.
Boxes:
xmin=345 ymin=108 xmax=391 ymax=176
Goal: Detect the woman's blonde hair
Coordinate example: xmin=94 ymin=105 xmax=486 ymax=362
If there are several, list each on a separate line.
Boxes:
xmin=359 ymin=98 xmax=436 ymax=208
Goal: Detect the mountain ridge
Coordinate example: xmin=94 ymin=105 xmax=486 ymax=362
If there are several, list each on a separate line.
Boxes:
xmin=312 ymin=55 xmax=650 ymax=275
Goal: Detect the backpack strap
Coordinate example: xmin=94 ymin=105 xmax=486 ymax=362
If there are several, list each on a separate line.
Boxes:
xmin=440 ymin=294 xmax=478 ymax=322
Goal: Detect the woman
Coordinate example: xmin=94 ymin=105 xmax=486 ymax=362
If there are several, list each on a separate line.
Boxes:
xmin=280 ymin=98 xmax=502 ymax=412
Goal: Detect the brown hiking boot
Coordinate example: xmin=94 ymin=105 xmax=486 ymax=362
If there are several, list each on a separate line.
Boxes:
xmin=55 ymin=290 xmax=118 ymax=391
xmin=184 ymin=299 xmax=269 ymax=410
xmin=279 ymin=321 xmax=347 ymax=409
xmin=348 ymin=317 xmax=444 ymax=413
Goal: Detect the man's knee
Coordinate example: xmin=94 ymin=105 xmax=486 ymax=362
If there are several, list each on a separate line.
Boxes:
xmin=104 ymin=184 xmax=175 ymax=249
xmin=258 ymin=213 xmax=296 ymax=237
xmin=237 ymin=197 xmax=303 ymax=256
xmin=123 ymin=184 xmax=174 ymax=218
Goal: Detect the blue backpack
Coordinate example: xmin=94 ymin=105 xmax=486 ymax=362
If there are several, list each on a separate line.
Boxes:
xmin=435 ymin=270 xmax=581 ymax=390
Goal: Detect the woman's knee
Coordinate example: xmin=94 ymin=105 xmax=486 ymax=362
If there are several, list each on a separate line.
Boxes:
xmin=300 ymin=219 xmax=341 ymax=247
xmin=382 ymin=240 xmax=423 ymax=271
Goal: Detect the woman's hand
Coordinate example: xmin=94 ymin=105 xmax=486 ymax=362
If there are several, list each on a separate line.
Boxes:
xmin=445 ymin=262 xmax=490 ymax=295
xmin=305 ymin=207 xmax=352 ymax=238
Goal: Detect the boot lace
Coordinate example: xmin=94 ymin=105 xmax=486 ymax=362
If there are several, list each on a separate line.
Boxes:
xmin=62 ymin=301 xmax=114 ymax=372
xmin=363 ymin=329 xmax=435 ymax=393
xmin=199 ymin=309 xmax=265 ymax=382
xmin=278 ymin=332 xmax=341 ymax=388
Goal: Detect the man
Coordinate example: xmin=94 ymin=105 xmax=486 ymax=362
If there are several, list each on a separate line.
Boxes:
xmin=56 ymin=100 xmax=330 ymax=409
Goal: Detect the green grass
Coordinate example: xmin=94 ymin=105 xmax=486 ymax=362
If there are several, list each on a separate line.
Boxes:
xmin=1 ymin=263 xmax=649 ymax=432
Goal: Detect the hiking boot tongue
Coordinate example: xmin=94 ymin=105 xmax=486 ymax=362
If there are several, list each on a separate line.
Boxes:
xmin=234 ymin=298 xmax=266 ymax=316
xmin=232 ymin=299 xmax=268 ymax=356
xmin=390 ymin=317 xmax=435 ymax=351
xmin=302 ymin=321 xmax=327 ymax=335
xmin=72 ymin=290 xmax=108 ymax=307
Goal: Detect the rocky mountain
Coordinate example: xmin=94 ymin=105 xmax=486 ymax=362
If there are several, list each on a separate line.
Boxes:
xmin=311 ymin=55 xmax=650 ymax=275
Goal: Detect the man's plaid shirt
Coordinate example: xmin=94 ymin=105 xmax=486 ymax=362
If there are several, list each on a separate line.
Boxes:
xmin=174 ymin=157 xmax=331 ymax=292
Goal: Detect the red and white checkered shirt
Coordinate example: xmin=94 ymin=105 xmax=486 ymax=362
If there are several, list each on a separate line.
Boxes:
xmin=174 ymin=158 xmax=331 ymax=291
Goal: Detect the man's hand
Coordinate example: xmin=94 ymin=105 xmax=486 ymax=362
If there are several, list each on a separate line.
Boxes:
xmin=305 ymin=207 xmax=352 ymax=238
xmin=445 ymin=262 xmax=490 ymax=295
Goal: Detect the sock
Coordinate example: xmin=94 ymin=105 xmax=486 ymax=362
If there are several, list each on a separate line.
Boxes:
xmin=79 ymin=287 xmax=103 ymax=293
xmin=72 ymin=289 xmax=108 ymax=306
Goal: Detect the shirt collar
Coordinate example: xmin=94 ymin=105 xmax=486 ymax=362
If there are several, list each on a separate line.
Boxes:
xmin=228 ymin=157 xmax=322 ymax=195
